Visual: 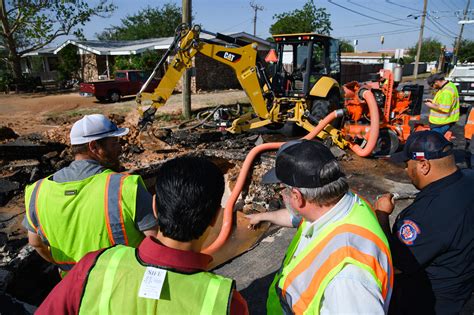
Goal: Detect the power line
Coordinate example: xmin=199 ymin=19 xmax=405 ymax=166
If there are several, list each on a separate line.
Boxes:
xmin=347 ymin=0 xmax=418 ymax=26
xmin=220 ymin=18 xmax=254 ymax=33
xmin=336 ymin=28 xmax=420 ymax=39
xmin=335 ymin=17 xmax=415 ymax=28
xmin=385 ymin=0 xmax=422 ymax=12
xmin=326 ymin=0 xmax=414 ymax=27
xmin=427 ymin=16 xmax=458 ymax=37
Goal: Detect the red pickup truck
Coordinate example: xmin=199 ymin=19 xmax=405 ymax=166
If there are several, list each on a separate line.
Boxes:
xmin=79 ymin=70 xmax=158 ymax=102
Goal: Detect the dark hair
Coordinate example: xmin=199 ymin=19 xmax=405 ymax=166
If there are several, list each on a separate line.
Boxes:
xmin=154 ymin=156 xmax=224 ymax=242
xmin=427 ymin=73 xmax=444 ymax=86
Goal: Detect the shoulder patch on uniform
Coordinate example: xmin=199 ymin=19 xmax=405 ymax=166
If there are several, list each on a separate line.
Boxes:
xmin=397 ymin=220 xmax=421 ymax=245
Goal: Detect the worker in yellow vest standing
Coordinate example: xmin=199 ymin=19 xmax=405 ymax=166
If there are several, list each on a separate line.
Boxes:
xmin=37 ymin=156 xmax=248 ymax=314
xmin=246 ymin=140 xmax=393 ymax=314
xmin=425 ymin=73 xmax=460 ymax=135
xmin=23 ymin=114 xmax=157 ymax=274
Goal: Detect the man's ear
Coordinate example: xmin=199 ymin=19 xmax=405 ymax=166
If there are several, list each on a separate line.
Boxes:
xmin=419 ymin=160 xmax=431 ymax=176
xmin=152 ymin=194 xmax=158 ymax=219
xmin=88 ymin=140 xmax=99 ymax=155
xmin=291 ymin=188 xmax=305 ymax=208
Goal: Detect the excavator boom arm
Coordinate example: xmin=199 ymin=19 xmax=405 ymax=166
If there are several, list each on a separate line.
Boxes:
xmin=137 ymin=25 xmax=269 ymax=128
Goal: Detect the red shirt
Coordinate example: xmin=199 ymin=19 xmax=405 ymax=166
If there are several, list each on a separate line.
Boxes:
xmin=37 ymin=237 xmax=248 ymax=315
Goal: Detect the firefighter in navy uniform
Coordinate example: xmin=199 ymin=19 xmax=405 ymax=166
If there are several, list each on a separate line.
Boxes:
xmin=376 ymin=131 xmax=474 ymax=314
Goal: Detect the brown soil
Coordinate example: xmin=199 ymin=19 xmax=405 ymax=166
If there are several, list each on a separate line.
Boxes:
xmin=0 ymin=90 xmax=248 ymax=135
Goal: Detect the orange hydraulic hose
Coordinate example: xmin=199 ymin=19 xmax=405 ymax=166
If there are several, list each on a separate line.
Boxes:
xmin=348 ymin=89 xmax=380 ymax=157
xmin=202 ymin=110 xmax=343 ymax=255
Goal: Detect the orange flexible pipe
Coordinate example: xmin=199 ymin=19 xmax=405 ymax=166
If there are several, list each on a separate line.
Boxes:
xmin=348 ymin=89 xmax=380 ymax=157
xmin=202 ymin=110 xmax=342 ymax=254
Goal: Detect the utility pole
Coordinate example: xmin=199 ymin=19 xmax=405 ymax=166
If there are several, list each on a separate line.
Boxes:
xmin=250 ymin=2 xmax=263 ymax=36
xmin=413 ymin=0 xmax=428 ymax=79
xmin=182 ymin=0 xmax=192 ymax=119
xmin=454 ymin=0 xmax=471 ymax=63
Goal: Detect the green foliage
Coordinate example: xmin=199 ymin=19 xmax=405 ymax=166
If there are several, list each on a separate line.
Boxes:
xmin=96 ymin=4 xmax=182 ymax=40
xmin=457 ymin=39 xmax=474 ymax=63
xmin=339 ymin=39 xmax=354 ymax=52
xmin=29 ymin=56 xmax=44 ymax=73
xmin=407 ymin=38 xmax=442 ymax=62
xmin=113 ymin=51 xmax=162 ymax=72
xmin=0 ymin=0 xmax=115 ymax=78
xmin=57 ymin=44 xmax=81 ymax=81
xmin=6 ymin=0 xmax=115 ymax=52
xmin=269 ymin=0 xmax=332 ymax=35
xmin=0 ymin=69 xmax=13 ymax=92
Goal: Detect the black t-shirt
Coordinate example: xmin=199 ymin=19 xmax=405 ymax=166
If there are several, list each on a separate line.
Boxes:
xmin=389 ymin=169 xmax=474 ymax=314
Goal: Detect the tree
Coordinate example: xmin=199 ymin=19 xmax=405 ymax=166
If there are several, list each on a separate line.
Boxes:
xmin=339 ymin=39 xmax=354 ymax=53
xmin=407 ymin=37 xmax=442 ymax=62
xmin=0 ymin=0 xmax=115 ymax=79
xmin=57 ymin=44 xmax=81 ymax=81
xmin=113 ymin=51 xmax=161 ymax=72
xmin=96 ymin=4 xmax=181 ymax=41
xmin=457 ymin=39 xmax=474 ymax=63
xmin=269 ymin=0 xmax=332 ymax=35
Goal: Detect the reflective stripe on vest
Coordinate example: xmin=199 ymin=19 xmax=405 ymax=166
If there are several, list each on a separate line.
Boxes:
xmin=430 ymin=82 xmax=460 ymax=124
xmin=465 ymin=109 xmax=474 ymax=140
xmin=26 ymin=178 xmax=46 ymax=242
xmin=26 ymin=172 xmax=142 ymax=271
xmin=283 ymin=225 xmax=392 ymax=313
xmin=104 ymin=173 xmax=130 ymax=246
xmin=79 ymin=246 xmax=234 ymax=314
xmin=267 ymin=195 xmax=393 ymax=315
xmin=27 ymin=178 xmax=77 ymax=270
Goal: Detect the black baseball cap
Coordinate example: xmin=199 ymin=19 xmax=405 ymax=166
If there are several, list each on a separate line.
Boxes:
xmin=390 ymin=130 xmax=453 ymax=163
xmin=262 ymin=140 xmax=343 ymax=188
xmin=427 ymin=73 xmax=445 ymax=87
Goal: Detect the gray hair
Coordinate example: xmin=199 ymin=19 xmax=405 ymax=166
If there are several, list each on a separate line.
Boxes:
xmin=288 ymin=160 xmax=348 ymax=206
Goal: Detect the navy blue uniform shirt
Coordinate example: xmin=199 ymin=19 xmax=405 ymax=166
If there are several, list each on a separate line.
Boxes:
xmin=389 ymin=169 xmax=474 ymax=315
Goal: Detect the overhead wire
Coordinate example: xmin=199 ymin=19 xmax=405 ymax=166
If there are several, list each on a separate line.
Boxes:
xmin=326 ymin=0 xmax=415 ymax=27
xmin=346 ymin=0 xmax=419 ymax=27
xmin=337 ymin=28 xmax=420 ymax=39
xmin=219 ymin=18 xmax=254 ymax=33
xmin=427 ymin=16 xmax=458 ymax=37
xmin=334 ymin=17 xmax=415 ymax=29
xmin=385 ymin=0 xmax=422 ymax=13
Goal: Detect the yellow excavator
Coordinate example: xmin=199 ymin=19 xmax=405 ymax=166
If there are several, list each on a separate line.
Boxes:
xmin=137 ymin=24 xmax=344 ymax=144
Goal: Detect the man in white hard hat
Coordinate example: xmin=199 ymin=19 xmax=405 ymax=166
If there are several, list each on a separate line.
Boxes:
xmin=23 ymin=114 xmax=157 ymax=275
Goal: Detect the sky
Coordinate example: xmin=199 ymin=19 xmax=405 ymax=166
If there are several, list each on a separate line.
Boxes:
xmin=81 ymin=0 xmax=474 ymax=52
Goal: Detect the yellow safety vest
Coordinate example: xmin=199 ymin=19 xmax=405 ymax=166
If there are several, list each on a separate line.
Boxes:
xmin=79 ymin=245 xmax=234 ymax=314
xmin=267 ymin=195 xmax=393 ymax=315
xmin=24 ymin=172 xmax=144 ymax=271
xmin=429 ymin=82 xmax=460 ymax=125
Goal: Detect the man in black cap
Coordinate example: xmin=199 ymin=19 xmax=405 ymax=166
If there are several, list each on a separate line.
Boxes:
xmin=425 ymin=73 xmax=460 ymax=135
xmin=247 ymin=140 xmax=393 ymax=314
xmin=376 ymin=130 xmax=474 ymax=314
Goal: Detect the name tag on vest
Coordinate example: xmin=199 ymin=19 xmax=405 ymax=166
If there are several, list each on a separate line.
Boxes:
xmin=64 ymin=190 xmax=77 ymax=196
xmin=138 ymin=267 xmax=167 ymax=300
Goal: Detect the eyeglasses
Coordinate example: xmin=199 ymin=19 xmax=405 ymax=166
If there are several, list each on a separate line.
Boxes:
xmin=274 ymin=184 xmax=293 ymax=195
xmin=274 ymin=186 xmax=287 ymax=194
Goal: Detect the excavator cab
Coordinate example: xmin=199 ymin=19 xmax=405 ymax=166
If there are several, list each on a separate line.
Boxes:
xmin=268 ymin=33 xmax=343 ymax=128
xmin=270 ymin=34 xmax=341 ymax=97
